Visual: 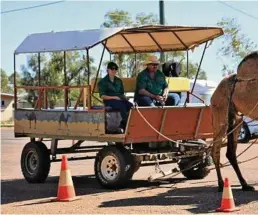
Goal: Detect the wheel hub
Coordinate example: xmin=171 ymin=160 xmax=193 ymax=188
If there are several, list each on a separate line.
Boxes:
xmin=101 ymin=155 xmax=120 ymax=181
xmin=25 ymin=150 xmax=39 ymax=175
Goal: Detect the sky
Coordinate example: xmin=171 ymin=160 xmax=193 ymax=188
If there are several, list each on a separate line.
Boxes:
xmin=1 ymin=0 xmax=258 ymax=84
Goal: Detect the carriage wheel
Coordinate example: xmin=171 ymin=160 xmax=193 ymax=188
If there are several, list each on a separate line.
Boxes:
xmin=94 ymin=145 xmax=134 ymax=189
xmin=178 ymin=155 xmax=211 ymax=179
xmin=21 ymin=141 xmax=50 ymax=183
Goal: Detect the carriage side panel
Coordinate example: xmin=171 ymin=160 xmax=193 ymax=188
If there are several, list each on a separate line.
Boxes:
xmin=124 ymin=106 xmax=213 ymax=143
xmin=14 ymin=110 xmax=106 ymax=139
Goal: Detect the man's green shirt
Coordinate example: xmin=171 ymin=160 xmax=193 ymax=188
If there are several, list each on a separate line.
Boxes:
xmin=135 ymin=69 xmax=168 ymax=98
xmin=98 ymin=75 xmax=124 ymax=98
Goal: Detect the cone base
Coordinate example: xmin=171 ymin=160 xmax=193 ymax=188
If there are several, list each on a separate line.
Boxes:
xmin=216 ymin=207 xmax=240 ymax=212
xmin=56 ymin=197 xmax=78 ymax=202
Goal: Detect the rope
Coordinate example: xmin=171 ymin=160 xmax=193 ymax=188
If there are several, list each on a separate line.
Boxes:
xmin=135 ymin=106 xmax=179 ymax=145
xmin=211 ymin=100 xmax=258 ymax=145
xmin=134 ymin=101 xmax=258 ymax=181
xmin=211 ymin=138 xmax=258 ymax=170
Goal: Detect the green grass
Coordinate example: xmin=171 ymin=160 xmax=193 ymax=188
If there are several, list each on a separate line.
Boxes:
xmin=0 ymin=120 xmax=14 ymax=127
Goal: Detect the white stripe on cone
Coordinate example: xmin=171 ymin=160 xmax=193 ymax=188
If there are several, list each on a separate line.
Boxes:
xmin=222 ymin=187 xmax=233 ymax=199
xmin=58 ymin=170 xmax=74 ymax=187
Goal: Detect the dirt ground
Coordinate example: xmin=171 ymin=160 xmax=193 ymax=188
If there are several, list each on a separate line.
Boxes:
xmin=1 ymin=127 xmax=258 ymax=214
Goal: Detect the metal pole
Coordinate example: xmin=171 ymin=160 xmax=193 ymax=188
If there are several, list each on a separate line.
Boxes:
xmin=159 ymin=0 xmax=165 ymax=63
xmin=191 ymin=42 xmax=208 ymax=94
xmin=134 ymin=53 xmax=137 ymax=76
xmin=92 ymin=41 xmax=106 ymax=95
xmin=87 ymin=49 xmax=90 ymax=85
xmin=186 ymin=51 xmax=189 ymax=78
xmin=64 ymin=51 xmax=67 ymax=85
xmin=14 ymin=54 xmax=17 ymax=110
xmin=64 ymin=51 xmax=68 ymax=111
xmin=38 ymin=53 xmax=41 ymax=86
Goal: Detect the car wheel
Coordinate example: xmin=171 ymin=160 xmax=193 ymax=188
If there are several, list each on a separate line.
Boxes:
xmin=238 ymin=122 xmax=251 ymax=143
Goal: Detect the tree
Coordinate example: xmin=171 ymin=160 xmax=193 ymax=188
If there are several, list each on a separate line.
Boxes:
xmin=180 ymin=62 xmax=207 ymax=80
xmin=20 ymin=52 xmax=96 ymax=108
xmin=217 ymin=17 xmax=257 ymax=76
xmin=1 ymin=69 xmax=13 ymax=93
xmin=8 ymin=72 xmax=21 ymax=85
xmin=101 ymin=10 xmax=207 ymax=80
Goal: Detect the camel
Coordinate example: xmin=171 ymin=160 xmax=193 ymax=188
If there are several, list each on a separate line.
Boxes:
xmin=210 ymin=51 xmax=258 ymax=192
xmin=58 ymin=113 xmax=71 ymax=130
xmin=26 ymin=112 xmax=37 ymax=129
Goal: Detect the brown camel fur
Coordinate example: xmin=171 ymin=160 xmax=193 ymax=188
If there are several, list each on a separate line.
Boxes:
xmin=210 ymin=51 xmax=258 ymax=192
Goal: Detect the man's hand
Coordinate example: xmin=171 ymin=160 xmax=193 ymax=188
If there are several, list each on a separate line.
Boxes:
xmin=162 ymin=93 xmax=168 ymax=101
xmin=113 ymin=96 xmax=121 ymax=100
xmin=155 ymin=95 xmax=164 ymax=102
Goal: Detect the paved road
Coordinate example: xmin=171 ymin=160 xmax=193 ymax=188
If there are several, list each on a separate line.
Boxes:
xmin=1 ymin=127 xmax=258 ymax=214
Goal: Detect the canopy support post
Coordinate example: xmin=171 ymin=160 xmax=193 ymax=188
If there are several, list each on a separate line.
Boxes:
xmin=186 ymin=51 xmax=189 ymax=78
xmin=191 ymin=42 xmax=208 ymax=94
xmin=38 ymin=53 xmax=41 ymax=86
xmin=64 ymin=51 xmax=68 ymax=111
xmin=14 ymin=54 xmax=17 ymax=110
xmin=134 ymin=53 xmax=137 ymax=77
xmin=184 ymin=42 xmax=208 ymax=106
xmin=92 ymin=40 xmax=107 ymax=96
xmin=87 ymin=49 xmax=90 ymax=85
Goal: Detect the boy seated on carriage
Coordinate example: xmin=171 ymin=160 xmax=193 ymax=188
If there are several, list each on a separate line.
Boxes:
xmin=98 ymin=62 xmax=133 ymax=133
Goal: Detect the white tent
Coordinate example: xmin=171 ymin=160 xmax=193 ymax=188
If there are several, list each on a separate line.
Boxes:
xmin=180 ymin=79 xmax=218 ymax=104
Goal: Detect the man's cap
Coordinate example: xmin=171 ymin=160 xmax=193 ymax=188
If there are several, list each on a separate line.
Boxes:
xmin=107 ymin=62 xmax=118 ymax=69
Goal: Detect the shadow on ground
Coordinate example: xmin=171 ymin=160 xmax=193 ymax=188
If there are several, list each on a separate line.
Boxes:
xmin=2 ymin=175 xmax=257 ymax=214
xmin=99 ymin=183 xmax=258 ymax=214
xmin=1 ymin=175 xmax=184 ymax=205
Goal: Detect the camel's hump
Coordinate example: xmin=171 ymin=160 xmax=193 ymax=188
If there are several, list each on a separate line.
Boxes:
xmin=237 ymin=51 xmax=258 ymax=81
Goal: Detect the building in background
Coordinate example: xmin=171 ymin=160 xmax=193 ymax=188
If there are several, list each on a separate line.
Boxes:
xmin=1 ymin=93 xmax=14 ymax=122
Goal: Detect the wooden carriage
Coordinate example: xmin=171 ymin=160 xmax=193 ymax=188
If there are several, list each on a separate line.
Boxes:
xmin=13 ymin=25 xmax=223 ymax=188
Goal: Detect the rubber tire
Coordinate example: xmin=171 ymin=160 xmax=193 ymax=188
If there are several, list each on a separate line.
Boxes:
xmin=94 ymin=146 xmax=133 ymax=189
xmin=178 ymin=156 xmax=210 ymax=179
xmin=118 ymin=146 xmax=141 ymax=179
xmin=238 ymin=122 xmax=251 ymax=143
xmin=21 ymin=141 xmax=50 ymax=183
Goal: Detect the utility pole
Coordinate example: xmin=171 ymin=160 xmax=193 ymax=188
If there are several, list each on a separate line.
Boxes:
xmin=159 ymin=0 xmax=165 ymax=63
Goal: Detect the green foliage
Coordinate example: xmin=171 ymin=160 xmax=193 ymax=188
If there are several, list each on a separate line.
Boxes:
xmin=8 ymin=72 xmax=21 ymax=85
xmin=217 ymin=17 xmax=257 ymax=76
xmin=1 ymin=69 xmax=13 ymax=93
xmin=180 ymin=62 xmax=207 ymax=80
xmin=20 ymin=52 xmax=97 ymax=108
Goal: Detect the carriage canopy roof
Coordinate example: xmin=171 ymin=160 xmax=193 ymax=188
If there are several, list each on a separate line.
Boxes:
xmin=14 ymin=25 xmax=224 ymax=54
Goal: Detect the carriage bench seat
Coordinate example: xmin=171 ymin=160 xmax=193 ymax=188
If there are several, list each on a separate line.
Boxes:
xmin=90 ymin=77 xmax=191 ymax=110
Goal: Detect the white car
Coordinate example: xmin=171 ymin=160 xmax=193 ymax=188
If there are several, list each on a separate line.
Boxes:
xmin=238 ymin=116 xmax=258 ymax=143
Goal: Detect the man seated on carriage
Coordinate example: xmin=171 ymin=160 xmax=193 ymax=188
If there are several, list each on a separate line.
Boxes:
xmin=134 ymin=56 xmax=181 ymax=107
xmin=98 ymin=62 xmax=133 ymax=131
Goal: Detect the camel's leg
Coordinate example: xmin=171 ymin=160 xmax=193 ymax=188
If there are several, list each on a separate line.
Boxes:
xmin=212 ymin=130 xmax=225 ymax=192
xmin=211 ymin=106 xmax=227 ymax=192
xmin=226 ymin=114 xmax=255 ymax=191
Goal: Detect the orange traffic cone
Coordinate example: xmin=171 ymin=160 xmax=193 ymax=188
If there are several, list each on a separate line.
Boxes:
xmin=216 ymin=178 xmax=240 ymax=212
xmin=56 ymin=155 xmax=77 ymax=202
